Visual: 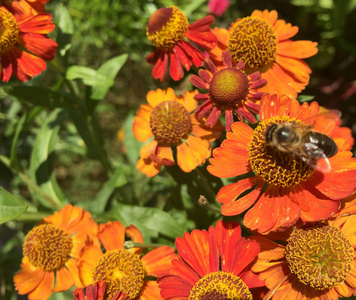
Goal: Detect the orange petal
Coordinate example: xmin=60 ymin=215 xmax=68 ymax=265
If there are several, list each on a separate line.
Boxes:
xmin=125 ymin=224 xmax=144 ymax=255
xmin=14 ymin=260 xmax=46 ymax=295
xmin=218 ymin=177 xmax=262 ymax=216
xmin=176 ymin=142 xmax=201 ymax=172
xmin=98 ymin=221 xmax=125 ymax=251
xmin=133 ymin=104 xmax=153 ymax=142
xmin=27 ymin=270 xmax=54 ymax=300
xmin=251 ymin=9 xmax=278 ymax=26
xmin=136 ymin=156 xmax=161 ymax=177
xmin=176 ymin=90 xmax=198 ymax=113
xmin=244 ymin=188 xmax=300 ymax=234
xmin=53 ymin=265 xmax=75 ymax=292
xmin=276 ymin=55 xmax=311 ymax=83
xmin=140 ymin=280 xmax=163 ymax=300
xmin=65 ymin=257 xmax=83 ymax=288
xmin=191 ymin=115 xmax=223 ymax=142
xmin=277 ymin=40 xmax=318 ymax=59
xmin=146 ymin=88 xmax=176 ymax=108
xmin=274 ymin=19 xmax=298 ymax=41
xmin=141 ymin=246 xmax=177 ymax=277
xmin=185 ymin=135 xmax=211 ymax=162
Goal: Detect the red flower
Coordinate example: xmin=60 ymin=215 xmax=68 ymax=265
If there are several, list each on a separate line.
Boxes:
xmin=158 ymin=220 xmax=265 ymax=299
xmin=208 ymin=0 xmax=230 ymax=17
xmin=0 ymin=7 xmax=57 ymax=82
xmin=208 ymin=94 xmax=356 ymax=234
xmin=190 ymin=49 xmax=267 ymax=130
xmin=146 ymin=6 xmax=216 ymax=81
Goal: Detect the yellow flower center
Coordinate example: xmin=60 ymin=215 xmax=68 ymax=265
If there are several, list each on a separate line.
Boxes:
xmin=285 ymin=226 xmax=354 ymax=290
xmin=189 ymin=271 xmax=252 ymax=300
xmin=209 ymin=68 xmax=250 ymax=109
xmin=92 ymin=249 xmax=145 ymax=299
xmin=150 ymin=101 xmax=192 ymax=146
xmin=228 ymin=17 xmax=277 ymax=71
xmin=23 ymin=224 xmax=73 ymax=272
xmin=0 ymin=7 xmax=19 ymax=54
xmin=147 ymin=6 xmax=189 ymax=49
xmin=248 ymin=116 xmax=314 ymax=187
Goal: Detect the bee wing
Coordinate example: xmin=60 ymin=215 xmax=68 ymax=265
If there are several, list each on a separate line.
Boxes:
xmin=302 ymin=142 xmax=332 ymax=173
xmin=310 ymin=110 xmax=342 ymax=134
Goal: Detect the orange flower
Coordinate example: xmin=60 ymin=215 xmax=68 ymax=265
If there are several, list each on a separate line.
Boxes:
xmin=158 ymin=220 xmax=265 ymax=299
xmin=14 ymin=205 xmax=100 ymax=300
xmin=133 ymin=88 xmax=223 ymax=177
xmin=208 ymin=10 xmax=318 ymax=98
xmin=251 ymin=197 xmax=356 ymax=299
xmin=208 ymin=93 xmax=356 ymax=234
xmin=0 ymin=7 xmax=57 ymax=82
xmin=76 ymin=221 xmax=177 ymax=300
xmin=190 ymin=49 xmax=267 ymax=131
xmin=146 ymin=6 xmax=216 ymax=81
xmin=73 ymin=281 xmax=127 ymax=300
xmin=2 ymin=0 xmax=48 ymax=15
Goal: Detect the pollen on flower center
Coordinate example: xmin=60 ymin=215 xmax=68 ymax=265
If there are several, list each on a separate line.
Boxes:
xmin=150 ymin=101 xmax=192 ymax=146
xmin=147 ymin=6 xmax=189 ymax=49
xmin=189 ymin=271 xmax=252 ymax=300
xmin=228 ymin=16 xmax=277 ymax=71
xmin=23 ymin=224 xmax=73 ymax=272
xmin=209 ymin=68 xmax=250 ymax=108
xmin=248 ymin=116 xmax=314 ymax=187
xmin=285 ymin=226 xmax=354 ymax=290
xmin=92 ymin=249 xmax=145 ymax=299
xmin=0 ymin=7 xmax=19 ymax=54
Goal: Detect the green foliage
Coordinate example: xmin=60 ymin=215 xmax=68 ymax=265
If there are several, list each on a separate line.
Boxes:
xmin=0 ymin=187 xmax=27 ymax=224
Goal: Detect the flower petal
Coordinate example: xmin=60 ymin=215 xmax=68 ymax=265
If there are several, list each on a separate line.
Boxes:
xmin=141 ymin=246 xmax=177 ymax=277
xmin=98 ymin=221 xmax=125 ymax=251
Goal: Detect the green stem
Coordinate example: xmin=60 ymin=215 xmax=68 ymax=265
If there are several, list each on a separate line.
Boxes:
xmin=124 ymin=241 xmax=167 ymax=249
xmin=0 ymin=154 xmax=62 ymax=210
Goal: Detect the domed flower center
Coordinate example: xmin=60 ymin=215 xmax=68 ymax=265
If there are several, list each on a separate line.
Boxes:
xmin=23 ymin=224 xmax=73 ymax=272
xmin=209 ymin=68 xmax=250 ymax=108
xmin=248 ymin=116 xmax=314 ymax=187
xmin=150 ymin=101 xmax=192 ymax=146
xmin=147 ymin=6 xmax=189 ymax=49
xmin=92 ymin=249 xmax=145 ymax=299
xmin=285 ymin=226 xmax=354 ymax=290
xmin=189 ymin=271 xmax=252 ymax=300
xmin=228 ymin=16 xmax=277 ymax=71
xmin=0 ymin=7 xmax=19 ymax=54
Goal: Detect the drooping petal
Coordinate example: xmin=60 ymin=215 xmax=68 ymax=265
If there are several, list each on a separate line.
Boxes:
xmin=53 ymin=265 xmax=75 ymax=292
xmin=141 ymin=246 xmax=177 ymax=277
xmin=98 ymin=221 xmax=125 ymax=251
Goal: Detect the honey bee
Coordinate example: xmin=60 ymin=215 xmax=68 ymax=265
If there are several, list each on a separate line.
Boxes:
xmin=265 ymin=112 xmax=340 ymax=173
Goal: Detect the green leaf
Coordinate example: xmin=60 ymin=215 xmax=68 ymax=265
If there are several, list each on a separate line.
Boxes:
xmin=297 ymin=95 xmax=315 ymax=103
xmin=106 ymin=202 xmax=190 ymax=240
xmin=0 ymin=187 xmax=28 ymax=224
xmin=66 ymin=54 xmax=128 ymax=100
xmin=81 ymin=163 xmax=127 ymax=213
xmin=9 ymin=113 xmax=27 ymax=169
xmin=55 ymin=5 xmax=74 ymax=56
xmin=4 ymin=86 xmax=73 ymax=109
xmin=29 ymin=109 xmax=68 ymax=208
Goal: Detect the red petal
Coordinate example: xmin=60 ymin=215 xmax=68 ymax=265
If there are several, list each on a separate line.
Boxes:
xmin=169 ymin=49 xmax=183 ymax=81
xmin=151 ymin=50 xmax=168 ymax=81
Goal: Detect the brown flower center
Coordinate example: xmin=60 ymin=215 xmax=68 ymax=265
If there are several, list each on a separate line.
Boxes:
xmin=228 ymin=16 xmax=277 ymax=71
xmin=150 ymin=101 xmax=192 ymax=146
xmin=189 ymin=271 xmax=252 ymax=300
xmin=209 ymin=68 xmax=250 ymax=108
xmin=285 ymin=226 xmax=354 ymax=290
xmin=147 ymin=6 xmax=189 ymax=49
xmin=0 ymin=7 xmax=19 ymax=54
xmin=23 ymin=224 xmax=73 ymax=272
xmin=92 ymin=249 xmax=145 ymax=299
xmin=248 ymin=116 xmax=314 ymax=187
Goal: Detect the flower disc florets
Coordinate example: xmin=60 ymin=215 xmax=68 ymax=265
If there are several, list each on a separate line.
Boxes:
xmin=209 ymin=68 xmax=250 ymax=108
xmin=189 ymin=271 xmax=252 ymax=300
xmin=150 ymin=101 xmax=192 ymax=146
xmin=0 ymin=7 xmax=19 ymax=54
xmin=285 ymin=226 xmax=354 ymax=290
xmin=228 ymin=16 xmax=277 ymax=70
xmin=92 ymin=249 xmax=145 ymax=299
xmin=147 ymin=6 xmax=189 ymax=49
xmin=248 ymin=116 xmax=314 ymax=187
xmin=23 ymin=224 xmax=73 ymax=272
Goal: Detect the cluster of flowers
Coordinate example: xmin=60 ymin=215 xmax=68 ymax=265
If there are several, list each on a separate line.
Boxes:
xmin=131 ymin=5 xmax=356 ymax=300
xmin=11 ymin=3 xmax=356 ymax=300
xmin=0 ymin=0 xmax=57 ymax=82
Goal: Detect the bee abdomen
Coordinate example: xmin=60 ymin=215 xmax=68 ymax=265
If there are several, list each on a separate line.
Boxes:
xmin=306 ymin=132 xmax=338 ymax=158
